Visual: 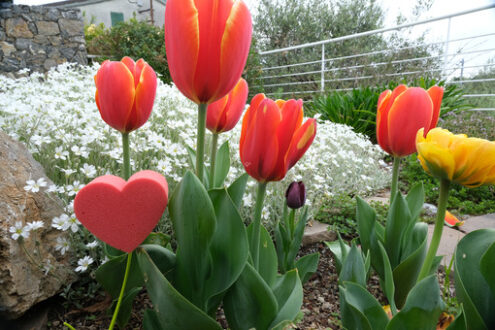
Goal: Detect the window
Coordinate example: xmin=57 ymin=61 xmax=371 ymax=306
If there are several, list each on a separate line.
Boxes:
xmin=111 ymin=12 xmax=124 ymax=26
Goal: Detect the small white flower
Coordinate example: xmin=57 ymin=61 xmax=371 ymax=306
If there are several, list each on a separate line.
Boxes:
xmin=75 ymin=256 xmax=94 ymax=272
xmin=66 ymin=181 xmax=84 ymax=196
xmin=43 ymin=259 xmax=52 ymax=275
xmin=9 ymin=221 xmax=30 ymax=240
xmin=54 ymin=146 xmax=69 ymax=160
xmin=80 ymin=163 xmax=97 ymax=178
xmin=55 ymin=237 xmax=70 ymax=255
xmin=67 ymin=213 xmax=80 ymax=232
xmin=60 ymin=168 xmax=76 ymax=177
xmin=101 ymin=256 xmax=109 ymax=265
xmin=51 ymin=214 xmax=70 ymax=231
xmin=71 ymin=145 xmax=89 ymax=158
xmin=86 ymin=240 xmax=98 ymax=249
xmin=26 ymin=221 xmax=44 ymax=231
xmin=46 ymin=184 xmax=58 ymax=193
xmin=24 ymin=178 xmax=47 ymax=193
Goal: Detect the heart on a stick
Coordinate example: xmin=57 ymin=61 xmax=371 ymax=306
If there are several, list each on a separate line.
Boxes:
xmin=74 ymin=170 xmax=168 ymax=253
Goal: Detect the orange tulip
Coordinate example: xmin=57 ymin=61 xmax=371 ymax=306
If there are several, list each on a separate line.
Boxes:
xmin=376 ymin=85 xmax=444 ymax=157
xmin=164 ymin=0 xmax=252 ymax=104
xmin=95 ymin=57 xmax=157 ymax=133
xmin=206 ymin=78 xmax=248 ymax=133
xmin=240 ymin=94 xmax=317 ymax=182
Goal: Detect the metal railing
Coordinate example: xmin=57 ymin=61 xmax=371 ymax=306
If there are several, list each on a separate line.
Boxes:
xmin=257 ymin=4 xmax=495 ymax=111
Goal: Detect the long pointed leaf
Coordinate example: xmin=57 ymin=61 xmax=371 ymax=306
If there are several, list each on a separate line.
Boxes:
xmin=269 ymin=270 xmax=304 ymax=328
xmin=136 ymin=249 xmax=221 ymax=330
xmin=213 ymin=141 xmax=230 ymax=188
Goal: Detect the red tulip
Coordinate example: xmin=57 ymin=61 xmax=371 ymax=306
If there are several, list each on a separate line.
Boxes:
xmin=376 ymin=85 xmax=444 ymax=157
xmin=164 ymin=0 xmax=252 ymax=104
xmin=206 ymin=78 xmax=248 ymax=133
xmin=95 ymin=57 xmax=157 ymax=133
xmin=240 ymin=94 xmax=317 ymax=182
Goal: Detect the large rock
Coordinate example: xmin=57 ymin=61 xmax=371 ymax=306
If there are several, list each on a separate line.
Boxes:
xmin=58 ymin=18 xmax=83 ymax=37
xmin=0 ymin=131 xmax=75 ymax=319
xmin=36 ymin=20 xmax=59 ymax=36
xmin=5 ymin=17 xmax=33 ymax=38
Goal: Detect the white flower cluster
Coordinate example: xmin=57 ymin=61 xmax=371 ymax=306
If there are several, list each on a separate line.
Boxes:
xmin=0 ymin=63 xmax=389 ymax=269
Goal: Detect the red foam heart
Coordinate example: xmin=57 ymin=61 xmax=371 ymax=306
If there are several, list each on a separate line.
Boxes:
xmin=74 ymin=170 xmax=168 ymax=253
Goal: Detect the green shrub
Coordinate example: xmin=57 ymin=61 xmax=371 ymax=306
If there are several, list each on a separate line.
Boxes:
xmin=306 ymin=87 xmax=378 ymax=141
xmin=85 ymin=18 xmax=171 ymax=84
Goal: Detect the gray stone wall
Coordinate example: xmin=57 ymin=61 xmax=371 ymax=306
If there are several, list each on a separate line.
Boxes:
xmin=0 ymin=5 xmax=87 ymax=75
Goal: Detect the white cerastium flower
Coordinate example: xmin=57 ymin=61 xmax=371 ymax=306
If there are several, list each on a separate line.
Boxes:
xmin=24 ymin=178 xmax=47 ymax=193
xmin=75 ymin=256 xmax=94 ymax=273
xmin=9 ymin=221 xmax=30 ymax=240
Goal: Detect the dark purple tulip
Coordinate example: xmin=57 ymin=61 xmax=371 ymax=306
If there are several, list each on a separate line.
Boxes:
xmin=285 ymin=181 xmax=306 ymax=209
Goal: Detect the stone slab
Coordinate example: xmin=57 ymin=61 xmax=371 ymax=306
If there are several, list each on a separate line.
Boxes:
xmin=303 ymin=220 xmax=337 ymax=246
xmin=460 ymin=213 xmax=495 ymax=234
xmin=427 ymin=224 xmax=465 ymax=267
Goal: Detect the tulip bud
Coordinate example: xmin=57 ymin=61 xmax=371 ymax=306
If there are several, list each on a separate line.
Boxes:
xmin=286 ymin=181 xmax=306 ymax=209
xmin=94 ymin=57 xmax=157 ymax=133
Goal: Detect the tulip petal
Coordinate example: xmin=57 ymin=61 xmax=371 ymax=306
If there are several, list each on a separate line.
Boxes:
xmin=95 ymin=61 xmax=136 ymax=132
xmin=376 ymin=85 xmax=408 ymax=155
xmin=214 ymin=0 xmax=252 ymax=102
xmin=285 ymin=119 xmax=317 ymax=173
xmin=416 ymin=141 xmax=455 ymax=181
xmin=240 ymin=99 xmax=281 ymax=182
xmin=240 ymin=93 xmax=265 ymax=151
xmin=221 ymin=78 xmax=248 ymax=132
xmin=387 ymin=87 xmax=433 ymax=156
xmin=427 ymin=86 xmax=444 ymax=130
xmin=130 ymin=63 xmax=157 ymax=131
xmin=192 ymin=0 xmax=234 ymax=103
xmin=206 ymin=94 xmax=229 ymax=133
xmin=445 ymin=211 xmax=464 ymax=227
xmin=121 ymin=56 xmax=136 ymax=84
xmin=165 ymin=0 xmax=200 ymax=103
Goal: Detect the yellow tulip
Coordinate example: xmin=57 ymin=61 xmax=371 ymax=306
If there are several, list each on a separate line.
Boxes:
xmin=416 ymin=127 xmax=495 ymax=188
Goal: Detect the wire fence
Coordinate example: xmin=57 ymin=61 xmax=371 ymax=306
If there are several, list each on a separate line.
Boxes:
xmin=256 ymin=4 xmax=495 ymax=111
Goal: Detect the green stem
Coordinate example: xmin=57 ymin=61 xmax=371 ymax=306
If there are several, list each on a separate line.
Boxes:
xmin=108 ymin=251 xmax=133 ymax=330
xmin=196 ymin=103 xmax=207 ymax=182
xmin=209 ymin=133 xmax=219 ymax=187
xmin=390 ymin=156 xmax=401 ymax=203
xmin=288 ymin=209 xmax=296 ymax=239
xmin=417 ymin=179 xmax=450 ymax=282
xmin=122 ymin=132 xmax=131 ymax=180
xmin=251 ymin=182 xmax=268 ymax=271
xmin=63 ymin=322 xmax=76 ymax=330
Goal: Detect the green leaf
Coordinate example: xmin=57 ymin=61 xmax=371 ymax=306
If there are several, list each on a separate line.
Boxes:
xmin=143 ymin=309 xmax=162 ymax=330
xmin=286 ymin=207 xmax=308 ymax=270
xmin=377 ymin=241 xmax=395 ymax=311
xmin=227 ymin=173 xmax=249 ymax=209
xmin=385 ymin=193 xmax=411 ymax=268
xmin=455 ymin=229 xmax=495 ymax=329
xmin=274 ymin=222 xmax=287 ymax=273
xmin=103 ymin=242 xmax=125 ymax=258
xmin=116 ymin=286 xmax=141 ymax=329
xmin=392 ymin=223 xmax=427 ymax=309
xmin=247 ymin=223 xmax=278 ymax=287
xmin=447 ymin=306 xmax=467 ymax=330
xmin=224 ymin=263 xmax=278 ymax=330
xmin=356 ymin=196 xmax=376 ymax=252
xmin=204 ymin=188 xmax=249 ymax=313
xmin=387 ymin=275 xmax=444 ymax=330
xmin=168 ymin=171 xmax=217 ymax=307
xmin=137 ymin=249 xmax=221 ymax=330
xmin=340 ymin=282 xmax=389 ymax=330
xmin=141 ymin=244 xmax=176 ymax=278
xmin=142 ymin=232 xmax=171 ymax=247
xmin=270 ymin=270 xmax=304 ymax=328
xmin=295 ymin=253 xmax=319 ymax=284
xmin=95 ymin=253 xmax=143 ymax=298
xmin=480 ymin=242 xmax=495 ymax=298
xmin=405 ymin=182 xmax=424 ymax=221
xmin=339 ymin=244 xmax=366 ymax=288
xmin=325 ymin=234 xmax=350 ymax=274
xmin=213 ymin=141 xmax=230 ymax=188
xmin=186 ymin=145 xmax=197 ymax=171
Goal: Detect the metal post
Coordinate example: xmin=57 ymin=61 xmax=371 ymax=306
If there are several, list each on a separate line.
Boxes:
xmin=442 ymin=17 xmax=452 ymax=79
xmin=460 ymin=58 xmax=465 ymax=86
xmin=150 ymin=0 xmax=154 ymax=25
xmin=321 ymin=44 xmax=325 ymax=92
